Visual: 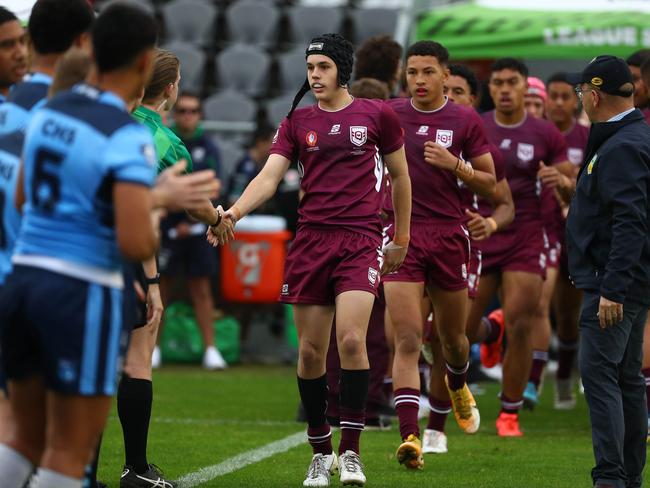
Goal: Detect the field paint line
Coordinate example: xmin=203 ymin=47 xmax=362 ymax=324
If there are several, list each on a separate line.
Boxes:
xmin=108 ymin=415 xmax=297 ymax=428
xmin=177 ymin=430 xmax=306 ymax=487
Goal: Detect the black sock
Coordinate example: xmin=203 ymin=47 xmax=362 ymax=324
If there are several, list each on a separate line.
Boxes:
xmin=117 ymin=374 xmax=152 ymax=474
xmin=297 ymin=374 xmax=328 ymax=428
xmin=83 ymin=435 xmax=102 ymax=488
xmin=339 ymin=369 xmax=370 ymax=454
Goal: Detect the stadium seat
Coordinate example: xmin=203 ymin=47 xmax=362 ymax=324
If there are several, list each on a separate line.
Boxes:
xmin=298 ymin=0 xmax=348 ymax=6
xmin=216 ymin=44 xmax=271 ymax=97
xmin=213 ymin=138 xmax=245 ymax=187
xmin=350 ymin=8 xmax=399 ymax=44
xmin=226 ymin=0 xmax=279 ymax=47
xmin=204 ymin=90 xmax=257 ymax=123
xmin=288 ymin=6 xmax=344 ymax=45
xmin=164 ymin=41 xmax=206 ymax=93
xmin=162 ymin=0 xmax=217 ymax=47
xmin=278 ymin=46 xmax=308 ymax=94
xmin=265 ymin=92 xmax=315 ymax=128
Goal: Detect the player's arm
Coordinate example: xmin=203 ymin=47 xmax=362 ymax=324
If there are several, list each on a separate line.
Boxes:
xmin=14 ymin=161 xmax=25 ymax=212
xmin=537 ymin=161 xmax=575 ymax=205
xmin=141 ymin=255 xmax=163 ymax=329
xmin=115 ymin=183 xmax=158 ymax=261
xmin=423 ymin=142 xmax=496 ymax=198
xmin=151 ymin=160 xmax=221 ymax=211
xmin=465 ymin=178 xmax=514 ymax=241
xmin=206 ymin=153 xmax=291 ymax=247
xmin=383 ymin=145 xmax=412 ymax=275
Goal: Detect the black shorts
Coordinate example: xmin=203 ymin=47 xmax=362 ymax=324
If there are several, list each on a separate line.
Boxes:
xmin=159 ymin=235 xmax=217 ymax=278
xmin=0 ymin=265 xmax=130 ymax=396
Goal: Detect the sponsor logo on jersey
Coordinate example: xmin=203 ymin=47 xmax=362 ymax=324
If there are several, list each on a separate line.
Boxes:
xmin=306 ymin=130 xmax=318 ymax=147
xmin=417 ymin=125 xmax=429 ymax=135
xmin=568 ymin=147 xmax=583 ymax=165
xmin=435 ymin=129 xmax=453 ymax=148
xmin=329 ymin=124 xmax=341 ymax=135
xmin=368 ymin=267 xmax=378 ymax=285
xmin=141 ymin=143 xmax=156 ymax=167
xmin=587 ymin=154 xmax=598 ymax=174
xmin=282 ymin=283 xmax=289 ymax=295
xmin=272 ymin=128 xmax=279 ymax=144
xmin=517 ymin=142 xmax=534 ymax=162
xmin=192 ymin=146 xmax=206 ymax=163
xmin=350 ymin=126 xmax=367 ymax=146
xmin=500 ymin=139 xmax=511 ymax=150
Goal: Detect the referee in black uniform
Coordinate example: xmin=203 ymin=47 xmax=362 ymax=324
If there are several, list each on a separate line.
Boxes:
xmin=566 ymin=56 xmax=650 ymax=488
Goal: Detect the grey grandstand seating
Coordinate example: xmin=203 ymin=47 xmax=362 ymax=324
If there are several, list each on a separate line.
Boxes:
xmin=162 ymin=0 xmax=217 ymax=46
xmin=213 ymin=138 xmax=245 ymax=187
xmin=226 ymin=0 xmax=279 ymax=47
xmin=216 ymin=44 xmax=271 ymax=97
xmin=164 ymin=41 xmax=206 ymax=93
xmin=350 ymin=8 xmax=399 ymax=44
xmin=204 ymin=90 xmax=257 ymax=123
xmin=288 ymin=6 xmax=344 ymax=45
xmin=278 ymin=46 xmax=308 ymax=94
xmin=298 ymin=0 xmax=347 ymax=6
xmin=266 ymin=92 xmax=315 ymax=128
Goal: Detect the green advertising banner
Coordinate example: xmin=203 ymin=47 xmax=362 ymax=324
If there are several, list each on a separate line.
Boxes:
xmin=415 ymin=3 xmax=650 ymax=59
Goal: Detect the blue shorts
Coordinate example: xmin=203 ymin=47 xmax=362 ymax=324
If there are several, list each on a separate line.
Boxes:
xmin=0 ymin=265 xmax=130 ymax=396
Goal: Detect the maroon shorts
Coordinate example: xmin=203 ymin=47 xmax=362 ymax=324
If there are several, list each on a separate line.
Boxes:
xmin=481 ymin=222 xmax=547 ymax=278
xmin=280 ymin=227 xmax=382 ymax=305
xmin=383 ymin=221 xmax=470 ymax=292
xmin=546 ymin=239 xmax=562 ymax=269
xmin=468 ymin=245 xmax=482 ymax=300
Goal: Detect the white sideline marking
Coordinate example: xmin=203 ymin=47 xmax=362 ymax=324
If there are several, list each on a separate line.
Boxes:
xmin=177 ymin=430 xmax=306 ymax=487
xmin=108 ymin=415 xmax=297 ymax=428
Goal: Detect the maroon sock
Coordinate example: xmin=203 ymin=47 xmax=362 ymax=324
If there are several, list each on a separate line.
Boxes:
xmin=557 ymin=340 xmax=578 ymax=380
xmin=338 ymin=369 xmax=369 ymax=455
xmin=446 ymin=361 xmax=469 ymax=391
xmin=427 ymin=395 xmax=452 ymax=432
xmin=529 ymin=350 xmax=549 ymax=388
xmin=500 ymin=393 xmax=523 ymax=414
xmin=394 ymin=387 xmax=420 ymax=440
xmin=307 ymin=424 xmax=333 ymax=455
xmin=483 ymin=317 xmax=502 ymax=344
xmin=643 ymin=368 xmax=650 ymax=412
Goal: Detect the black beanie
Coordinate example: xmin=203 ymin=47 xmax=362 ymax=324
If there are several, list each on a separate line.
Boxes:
xmin=287 ymin=33 xmax=354 ymax=119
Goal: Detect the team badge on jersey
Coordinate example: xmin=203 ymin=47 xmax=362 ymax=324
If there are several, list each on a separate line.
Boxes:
xmin=568 ymin=148 xmax=583 ymax=165
xmin=517 ymin=143 xmax=534 ymax=162
xmin=306 ymin=130 xmax=318 ymax=147
xmin=350 ymin=126 xmax=367 ymax=147
xmin=435 ymin=129 xmax=453 ymax=148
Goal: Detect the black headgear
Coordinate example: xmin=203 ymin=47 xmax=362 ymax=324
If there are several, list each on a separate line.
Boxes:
xmin=287 ymin=33 xmax=354 ymax=118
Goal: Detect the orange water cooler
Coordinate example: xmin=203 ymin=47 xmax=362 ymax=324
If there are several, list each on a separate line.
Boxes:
xmin=220 ymin=215 xmax=292 ymax=303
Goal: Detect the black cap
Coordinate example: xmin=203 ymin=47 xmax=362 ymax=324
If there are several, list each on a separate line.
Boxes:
xmin=566 ymin=55 xmax=633 ymax=97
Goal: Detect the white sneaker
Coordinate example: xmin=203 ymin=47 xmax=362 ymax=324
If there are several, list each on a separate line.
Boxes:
xmin=339 ymin=450 xmax=366 ymax=486
xmin=203 ymin=346 xmax=228 ymax=370
xmin=554 ymin=379 xmax=577 ymax=410
xmin=422 ymin=429 xmax=448 ymax=454
xmin=303 ymin=453 xmax=338 ymax=487
xmin=151 ymin=346 xmax=161 ymax=369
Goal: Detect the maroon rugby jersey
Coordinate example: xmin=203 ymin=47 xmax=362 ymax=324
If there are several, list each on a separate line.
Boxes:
xmin=384 ymin=98 xmax=491 ymax=223
xmin=476 ymin=144 xmax=507 ymax=218
xmin=481 ymin=111 xmax=568 ymax=227
xmin=563 ymin=121 xmax=589 ymax=167
xmin=271 ymin=98 xmax=403 ymax=237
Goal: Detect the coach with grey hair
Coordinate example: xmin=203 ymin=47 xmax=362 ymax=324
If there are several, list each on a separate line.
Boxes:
xmin=566 ymin=55 xmax=650 ymax=488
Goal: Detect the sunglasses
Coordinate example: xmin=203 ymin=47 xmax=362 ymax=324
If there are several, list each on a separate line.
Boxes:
xmin=176 ymin=107 xmax=200 ymax=115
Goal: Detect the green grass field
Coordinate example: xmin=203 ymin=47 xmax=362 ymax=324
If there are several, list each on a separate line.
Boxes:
xmin=95 ymin=365 xmax=635 ymax=488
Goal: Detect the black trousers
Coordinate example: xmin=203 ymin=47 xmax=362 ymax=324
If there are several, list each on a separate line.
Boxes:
xmin=579 ymin=291 xmax=648 ymax=488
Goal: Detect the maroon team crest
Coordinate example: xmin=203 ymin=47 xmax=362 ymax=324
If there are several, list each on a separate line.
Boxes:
xmin=435 ymin=129 xmax=453 ymax=148
xmin=306 ymin=130 xmax=318 ymax=147
xmin=517 ymin=143 xmax=535 ymax=162
xmin=350 ymin=126 xmax=367 ymax=147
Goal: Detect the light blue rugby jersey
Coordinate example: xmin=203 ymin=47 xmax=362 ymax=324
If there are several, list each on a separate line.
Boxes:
xmin=0 ymin=131 xmax=23 ymax=284
xmin=0 ymin=72 xmax=52 ymax=136
xmin=14 ymin=83 xmax=157 ymax=283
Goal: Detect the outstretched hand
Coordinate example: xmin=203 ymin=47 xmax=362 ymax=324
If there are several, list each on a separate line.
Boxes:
xmin=206 ymin=206 xmax=237 ymax=247
xmin=155 ymin=159 xmax=221 ymax=211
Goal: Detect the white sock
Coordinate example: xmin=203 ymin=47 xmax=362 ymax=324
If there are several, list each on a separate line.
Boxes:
xmin=0 ymin=443 xmax=33 ymax=487
xmin=33 ymin=468 xmax=82 ymax=488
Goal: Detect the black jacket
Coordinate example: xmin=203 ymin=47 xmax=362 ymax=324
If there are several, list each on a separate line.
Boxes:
xmin=566 ymin=109 xmax=650 ymax=305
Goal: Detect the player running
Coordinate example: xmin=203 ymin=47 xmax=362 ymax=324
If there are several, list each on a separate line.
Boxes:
xmin=383 ymin=42 xmax=496 ymax=469
xmin=209 ymin=33 xmax=412 ymax=487
xmin=0 ymin=5 xmax=159 ymax=487
xmin=422 ymin=63 xmax=514 ymax=454
xmin=479 ymin=58 xmax=571 ymax=436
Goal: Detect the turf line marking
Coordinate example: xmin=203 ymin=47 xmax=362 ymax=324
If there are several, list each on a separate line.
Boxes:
xmin=108 ymin=415 xmax=297 ymax=428
xmin=177 ymin=430 xmax=306 ymax=487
